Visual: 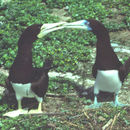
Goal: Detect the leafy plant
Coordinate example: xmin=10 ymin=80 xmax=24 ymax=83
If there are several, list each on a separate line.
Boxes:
xmin=0 ymin=0 xmax=59 ymax=68
xmin=0 ymin=0 xmax=108 ymax=72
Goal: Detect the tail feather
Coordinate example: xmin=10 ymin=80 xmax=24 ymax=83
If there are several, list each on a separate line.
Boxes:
xmin=119 ymin=57 xmax=130 ymax=82
xmin=31 ymin=58 xmax=53 ymax=81
xmin=43 ymin=58 xmax=53 ymax=71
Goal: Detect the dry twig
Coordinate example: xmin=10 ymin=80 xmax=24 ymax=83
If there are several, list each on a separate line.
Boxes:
xmin=83 ymin=110 xmax=90 ymax=119
xmin=60 ymin=120 xmax=84 ymax=129
xmin=110 ymin=112 xmax=120 ymax=130
xmin=102 ymin=119 xmax=113 ymax=130
xmin=88 ymin=122 xmax=94 ymax=130
xmin=46 ymin=93 xmax=77 ymax=97
xmin=33 ymin=112 xmax=66 ymax=116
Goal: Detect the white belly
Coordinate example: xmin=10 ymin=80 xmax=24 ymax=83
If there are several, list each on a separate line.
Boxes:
xmin=11 ymin=82 xmax=43 ymax=102
xmin=94 ymin=70 xmax=122 ymax=94
xmin=11 ymin=82 xmax=35 ymax=99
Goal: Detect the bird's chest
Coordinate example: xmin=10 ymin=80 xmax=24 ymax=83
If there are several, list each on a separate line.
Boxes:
xmin=9 ymin=59 xmax=33 ymax=83
xmin=95 ymin=70 xmax=122 ymax=93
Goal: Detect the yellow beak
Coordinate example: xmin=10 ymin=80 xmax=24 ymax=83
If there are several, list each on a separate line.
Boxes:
xmin=37 ymin=22 xmax=67 ymax=38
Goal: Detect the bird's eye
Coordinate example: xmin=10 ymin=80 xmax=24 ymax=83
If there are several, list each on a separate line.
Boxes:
xmin=82 ymin=20 xmax=89 ymax=26
xmin=38 ymin=26 xmax=41 ymax=29
xmin=84 ymin=20 xmax=90 ymax=25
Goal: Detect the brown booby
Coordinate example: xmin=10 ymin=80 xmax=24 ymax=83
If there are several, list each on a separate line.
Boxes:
xmin=4 ymin=22 xmax=66 ymax=117
xmin=63 ymin=20 xmax=130 ymax=108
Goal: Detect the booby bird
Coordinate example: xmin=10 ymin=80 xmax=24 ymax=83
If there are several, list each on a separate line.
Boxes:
xmin=4 ymin=22 xmax=66 ymax=117
xmin=64 ymin=20 xmax=130 ymax=108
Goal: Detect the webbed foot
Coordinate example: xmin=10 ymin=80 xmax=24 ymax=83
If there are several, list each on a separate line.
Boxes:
xmin=3 ymin=109 xmax=28 ymax=118
xmin=110 ymin=102 xmax=129 ymax=107
xmin=85 ymin=102 xmax=102 ymax=109
xmin=27 ymin=102 xmax=43 ymax=114
xmin=28 ymin=109 xmax=43 ymax=114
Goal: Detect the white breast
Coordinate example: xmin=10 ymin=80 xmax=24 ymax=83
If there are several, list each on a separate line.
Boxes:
xmin=94 ymin=70 xmax=122 ymax=93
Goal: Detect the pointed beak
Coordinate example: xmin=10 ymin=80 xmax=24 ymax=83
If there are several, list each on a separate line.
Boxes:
xmin=37 ymin=22 xmax=67 ymax=38
xmin=63 ymin=20 xmax=92 ymax=31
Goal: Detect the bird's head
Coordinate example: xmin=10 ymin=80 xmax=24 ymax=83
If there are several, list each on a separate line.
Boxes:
xmin=63 ymin=19 xmax=108 ymax=36
xmin=19 ymin=24 xmax=42 ymax=44
xmin=22 ymin=24 xmax=42 ymax=41
xmin=19 ymin=22 xmax=67 ymax=44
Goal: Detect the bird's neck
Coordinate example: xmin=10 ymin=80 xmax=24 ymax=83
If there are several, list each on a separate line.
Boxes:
xmin=96 ymin=31 xmax=110 ymax=45
xmin=9 ymin=41 xmax=33 ymax=83
xmin=17 ymin=36 xmax=34 ymax=54
xmin=18 ymin=42 xmax=33 ymax=57
xmin=96 ymin=32 xmax=112 ymax=53
xmin=95 ymin=32 xmax=120 ymax=70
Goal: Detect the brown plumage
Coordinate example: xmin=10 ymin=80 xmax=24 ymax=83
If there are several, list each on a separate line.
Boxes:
xmin=87 ymin=19 xmax=122 ymax=77
xmin=5 ymin=24 xmax=53 ymax=113
xmin=83 ymin=19 xmax=130 ymax=107
xmin=9 ymin=24 xmax=42 ymax=84
xmin=63 ymin=19 xmax=130 ymax=107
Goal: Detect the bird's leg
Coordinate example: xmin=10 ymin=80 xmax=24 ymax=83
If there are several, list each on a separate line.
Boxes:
xmin=28 ymin=96 xmax=43 ymax=114
xmin=17 ymin=99 xmax=28 ymax=111
xmin=94 ymin=94 xmax=102 ymax=107
xmin=114 ymin=94 xmax=119 ymax=106
xmin=85 ymin=86 xmax=102 ymax=109
xmin=85 ymin=94 xmax=102 ymax=109
xmin=113 ymin=93 xmax=127 ymax=107
xmin=38 ymin=102 xmax=42 ymax=112
xmin=18 ymin=99 xmax=22 ymax=110
xmin=109 ymin=93 xmax=128 ymax=107
xmin=28 ymin=102 xmax=43 ymax=114
xmin=3 ymin=98 xmax=28 ymax=117
xmin=16 ymin=99 xmax=28 ymax=113
xmin=94 ymin=94 xmax=98 ymax=105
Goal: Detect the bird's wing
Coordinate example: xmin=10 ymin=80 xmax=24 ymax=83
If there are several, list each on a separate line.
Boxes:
xmin=30 ymin=58 xmax=53 ymax=97
xmin=31 ymin=71 xmax=49 ymax=97
xmin=92 ymin=63 xmax=97 ymax=78
xmin=5 ymin=78 xmax=15 ymax=93
xmin=119 ymin=57 xmax=130 ymax=82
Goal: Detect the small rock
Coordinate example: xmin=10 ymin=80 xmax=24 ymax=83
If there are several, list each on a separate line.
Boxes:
xmin=111 ymin=8 xmax=118 ymax=13
xmin=98 ymin=116 xmax=106 ymax=121
xmin=1 ymin=0 xmax=12 ymax=6
xmin=0 ymin=87 xmax=5 ymax=96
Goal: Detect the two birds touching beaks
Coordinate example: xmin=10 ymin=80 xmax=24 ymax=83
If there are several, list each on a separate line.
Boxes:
xmin=3 ymin=20 xmax=130 ymax=117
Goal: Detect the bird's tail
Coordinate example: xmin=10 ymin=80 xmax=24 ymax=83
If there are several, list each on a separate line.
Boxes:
xmin=119 ymin=57 xmax=130 ymax=82
xmin=43 ymin=58 xmax=54 ymax=72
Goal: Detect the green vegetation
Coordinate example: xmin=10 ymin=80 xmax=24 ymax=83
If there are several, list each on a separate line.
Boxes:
xmin=0 ymin=0 xmax=59 ymax=68
xmin=1 ymin=0 xmax=129 ymax=71
xmin=0 ymin=0 xmax=104 ymax=71
xmin=0 ymin=0 xmax=130 ymax=129
xmin=0 ymin=96 xmax=129 ymax=129
xmin=1 ymin=115 xmax=48 ymax=129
